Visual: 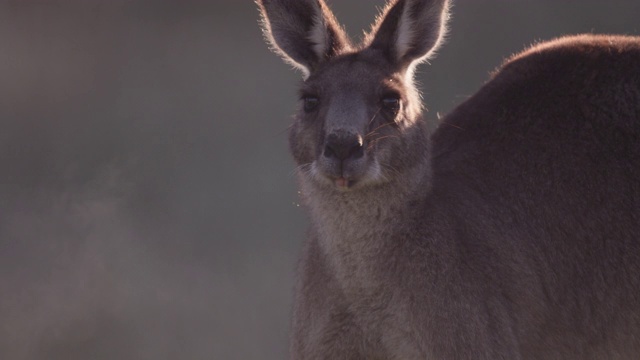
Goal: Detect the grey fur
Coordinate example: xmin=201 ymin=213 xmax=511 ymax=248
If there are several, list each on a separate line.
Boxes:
xmin=257 ymin=0 xmax=640 ymax=358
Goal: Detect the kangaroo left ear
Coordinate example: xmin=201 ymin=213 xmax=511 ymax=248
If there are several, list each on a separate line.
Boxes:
xmin=366 ymin=0 xmax=450 ymax=70
xmin=257 ymin=0 xmax=351 ymax=78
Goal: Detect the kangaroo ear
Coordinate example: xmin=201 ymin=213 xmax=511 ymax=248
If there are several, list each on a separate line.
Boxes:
xmin=257 ymin=0 xmax=351 ymax=78
xmin=367 ymin=0 xmax=450 ymax=70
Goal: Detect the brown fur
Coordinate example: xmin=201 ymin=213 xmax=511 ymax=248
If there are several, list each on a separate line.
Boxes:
xmin=257 ymin=0 xmax=640 ymax=358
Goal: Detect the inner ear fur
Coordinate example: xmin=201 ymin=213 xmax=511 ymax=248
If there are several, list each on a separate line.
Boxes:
xmin=257 ymin=0 xmax=351 ymax=77
xmin=365 ymin=0 xmax=450 ymax=69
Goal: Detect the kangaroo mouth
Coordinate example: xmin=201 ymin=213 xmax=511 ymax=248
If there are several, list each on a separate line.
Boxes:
xmin=334 ymin=176 xmax=354 ymax=190
xmin=309 ymin=159 xmax=380 ymax=191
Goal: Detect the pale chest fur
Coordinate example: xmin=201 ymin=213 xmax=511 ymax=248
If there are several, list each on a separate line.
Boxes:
xmin=302 ymin=181 xmax=408 ymax=300
xmin=298 ymin=173 xmax=432 ymax=357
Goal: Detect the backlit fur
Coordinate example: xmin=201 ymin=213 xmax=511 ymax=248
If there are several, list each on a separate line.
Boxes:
xmin=257 ymin=0 xmax=640 ymax=358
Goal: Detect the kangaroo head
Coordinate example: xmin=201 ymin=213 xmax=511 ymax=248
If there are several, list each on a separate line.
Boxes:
xmin=258 ymin=0 xmax=450 ymax=191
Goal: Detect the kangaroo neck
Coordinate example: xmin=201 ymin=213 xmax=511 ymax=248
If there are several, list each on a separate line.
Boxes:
xmin=304 ymin=182 xmax=413 ymax=238
xmin=299 ymin=161 xmax=431 ymax=290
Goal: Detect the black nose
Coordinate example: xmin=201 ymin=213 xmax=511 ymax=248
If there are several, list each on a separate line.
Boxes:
xmin=323 ymin=133 xmax=364 ymax=161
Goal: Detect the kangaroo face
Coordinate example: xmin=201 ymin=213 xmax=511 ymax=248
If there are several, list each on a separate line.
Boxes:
xmin=258 ymin=0 xmax=449 ymax=191
xmin=290 ymin=51 xmax=421 ymax=191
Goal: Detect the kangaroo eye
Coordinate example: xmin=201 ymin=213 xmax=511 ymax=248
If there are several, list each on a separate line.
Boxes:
xmin=303 ymin=97 xmax=320 ymax=113
xmin=382 ymin=97 xmax=400 ymax=113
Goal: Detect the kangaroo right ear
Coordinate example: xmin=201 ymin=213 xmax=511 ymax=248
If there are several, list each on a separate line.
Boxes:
xmin=367 ymin=0 xmax=450 ymax=71
xmin=257 ymin=0 xmax=350 ymax=78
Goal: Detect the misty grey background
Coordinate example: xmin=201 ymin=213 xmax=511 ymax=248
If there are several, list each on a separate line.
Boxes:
xmin=0 ymin=1 xmax=638 ymax=359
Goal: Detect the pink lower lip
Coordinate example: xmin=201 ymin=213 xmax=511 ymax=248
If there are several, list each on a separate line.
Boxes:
xmin=335 ymin=177 xmax=349 ymax=189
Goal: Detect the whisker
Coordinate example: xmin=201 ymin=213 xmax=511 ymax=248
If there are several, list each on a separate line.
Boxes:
xmin=275 ymin=123 xmax=294 ymax=137
xmin=440 ymin=121 xmax=465 ymax=130
xmin=289 ymin=163 xmax=313 ymax=178
xmin=380 ymin=163 xmax=402 ymax=178
xmin=369 ymin=135 xmax=400 ymax=144
xmin=366 ymin=132 xmax=379 ymax=140
xmin=368 ymin=107 xmax=382 ymax=126
xmin=366 ymin=135 xmax=400 ymax=151
xmin=365 ymin=122 xmax=398 ymax=138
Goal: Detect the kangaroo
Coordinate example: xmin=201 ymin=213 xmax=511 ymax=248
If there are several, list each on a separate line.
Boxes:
xmin=257 ymin=0 xmax=640 ymax=358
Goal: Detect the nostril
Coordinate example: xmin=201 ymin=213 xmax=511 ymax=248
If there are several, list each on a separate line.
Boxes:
xmin=323 ymin=138 xmax=364 ymax=161
xmin=323 ymin=144 xmax=337 ymax=159
xmin=350 ymin=144 xmax=364 ymax=159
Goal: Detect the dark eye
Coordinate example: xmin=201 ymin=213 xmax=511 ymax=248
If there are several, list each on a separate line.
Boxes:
xmin=381 ymin=96 xmax=401 ymax=114
xmin=303 ymin=97 xmax=319 ymax=113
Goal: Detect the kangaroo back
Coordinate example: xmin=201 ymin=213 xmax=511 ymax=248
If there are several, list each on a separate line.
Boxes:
xmin=257 ymin=0 xmax=640 ymax=358
xmin=431 ymin=34 xmax=640 ymax=358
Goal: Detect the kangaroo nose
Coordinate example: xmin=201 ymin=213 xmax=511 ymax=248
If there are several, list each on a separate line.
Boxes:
xmin=323 ymin=133 xmax=364 ymax=161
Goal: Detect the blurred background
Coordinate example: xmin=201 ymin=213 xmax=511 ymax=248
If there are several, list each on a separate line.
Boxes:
xmin=0 ymin=1 xmax=638 ymax=359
